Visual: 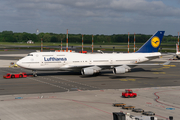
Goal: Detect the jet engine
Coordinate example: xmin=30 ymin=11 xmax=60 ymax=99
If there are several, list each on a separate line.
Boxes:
xmin=176 ymin=55 xmax=180 ymax=59
xmin=81 ymin=66 xmax=101 ymax=75
xmin=81 ymin=68 xmax=94 ymax=75
xmin=113 ymin=66 xmax=126 ymax=74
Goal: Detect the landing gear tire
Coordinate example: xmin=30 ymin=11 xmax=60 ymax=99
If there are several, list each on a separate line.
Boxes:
xmin=33 ymin=74 xmax=37 ymax=77
xmin=11 ymin=75 xmax=15 ymax=78
xmin=177 ymin=56 xmax=180 ymax=59
xmin=32 ymin=71 xmax=37 ymax=77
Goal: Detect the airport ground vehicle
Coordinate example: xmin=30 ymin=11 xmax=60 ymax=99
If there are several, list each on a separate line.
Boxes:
xmin=113 ymin=112 xmax=158 ymax=120
xmin=3 ymin=72 xmax=27 ymax=79
xmin=132 ymin=108 xmax=144 ymax=113
xmin=9 ymin=62 xmax=19 ymax=68
xmin=79 ymin=51 xmax=87 ymax=53
xmin=122 ymin=106 xmax=135 ymax=110
xmin=9 ymin=64 xmax=19 ymax=68
xmin=122 ymin=89 xmax=137 ymax=98
xmin=113 ymin=103 xmax=126 ymax=107
xmin=142 ymin=111 xmax=155 ymax=116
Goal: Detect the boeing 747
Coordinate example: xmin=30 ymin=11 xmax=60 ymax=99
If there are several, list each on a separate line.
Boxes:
xmin=17 ymin=31 xmax=168 ymax=76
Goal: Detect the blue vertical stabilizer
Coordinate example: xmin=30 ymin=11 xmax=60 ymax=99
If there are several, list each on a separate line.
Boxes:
xmin=136 ymin=31 xmax=165 ymax=53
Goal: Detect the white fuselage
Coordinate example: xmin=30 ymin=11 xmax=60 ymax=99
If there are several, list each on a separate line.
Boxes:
xmin=17 ymin=51 xmax=161 ymax=71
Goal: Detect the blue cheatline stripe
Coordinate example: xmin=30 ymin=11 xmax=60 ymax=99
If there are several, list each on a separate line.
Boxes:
xmin=166 ymin=108 xmax=175 ymax=110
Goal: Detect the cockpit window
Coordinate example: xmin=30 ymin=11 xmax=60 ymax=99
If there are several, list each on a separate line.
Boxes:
xmin=27 ymin=54 xmax=33 ymax=56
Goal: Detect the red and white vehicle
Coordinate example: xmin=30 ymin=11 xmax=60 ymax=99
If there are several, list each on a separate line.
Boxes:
xmin=3 ymin=72 xmax=28 ymax=79
xmin=79 ymin=51 xmax=87 ymax=53
xmin=122 ymin=89 xmax=137 ymax=98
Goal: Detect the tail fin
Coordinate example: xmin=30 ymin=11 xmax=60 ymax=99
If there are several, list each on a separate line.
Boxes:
xmin=136 ymin=31 xmax=165 ymax=53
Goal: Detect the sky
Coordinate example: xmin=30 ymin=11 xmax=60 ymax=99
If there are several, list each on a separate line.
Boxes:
xmin=0 ymin=0 xmax=180 ymax=35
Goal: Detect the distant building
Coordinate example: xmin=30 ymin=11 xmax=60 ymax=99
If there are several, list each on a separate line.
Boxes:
xmin=27 ymin=40 xmax=34 ymax=44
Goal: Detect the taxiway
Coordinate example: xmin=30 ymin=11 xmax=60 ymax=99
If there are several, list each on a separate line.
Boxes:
xmin=0 ymin=50 xmax=179 ymax=120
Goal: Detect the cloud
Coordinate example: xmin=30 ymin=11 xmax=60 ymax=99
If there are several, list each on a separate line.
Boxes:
xmin=5 ymin=0 xmax=180 ymax=18
xmin=0 ymin=0 xmax=180 ymax=35
xmin=109 ymin=0 xmax=180 ymax=17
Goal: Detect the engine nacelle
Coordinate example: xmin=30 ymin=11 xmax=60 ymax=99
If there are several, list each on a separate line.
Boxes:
xmin=113 ymin=66 xmax=126 ymax=74
xmin=176 ymin=55 xmax=180 ymax=59
xmin=81 ymin=68 xmax=94 ymax=75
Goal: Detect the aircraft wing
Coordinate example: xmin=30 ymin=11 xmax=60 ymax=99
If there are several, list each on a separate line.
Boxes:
xmin=68 ymin=60 xmax=171 ymax=72
xmin=145 ymin=56 xmax=160 ymax=60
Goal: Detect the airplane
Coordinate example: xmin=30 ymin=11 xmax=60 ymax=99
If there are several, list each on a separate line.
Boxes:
xmin=17 ymin=31 xmax=169 ymax=77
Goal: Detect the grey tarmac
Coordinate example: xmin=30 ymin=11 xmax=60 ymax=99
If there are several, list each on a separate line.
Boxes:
xmin=0 ymin=50 xmax=179 ymax=120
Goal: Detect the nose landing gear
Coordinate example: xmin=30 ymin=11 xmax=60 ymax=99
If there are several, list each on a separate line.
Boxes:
xmin=32 ymin=70 xmax=37 ymax=77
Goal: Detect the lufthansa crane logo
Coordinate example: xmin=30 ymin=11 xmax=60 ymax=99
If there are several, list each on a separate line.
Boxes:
xmin=151 ymin=36 xmax=160 ymax=48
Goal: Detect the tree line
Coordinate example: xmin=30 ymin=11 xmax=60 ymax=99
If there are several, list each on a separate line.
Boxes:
xmin=0 ymin=31 xmax=178 ymax=44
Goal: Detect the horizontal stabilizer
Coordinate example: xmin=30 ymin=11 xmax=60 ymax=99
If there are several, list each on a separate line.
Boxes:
xmin=163 ymin=60 xmax=171 ymax=65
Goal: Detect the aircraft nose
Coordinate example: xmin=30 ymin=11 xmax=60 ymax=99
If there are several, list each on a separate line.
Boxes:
xmin=16 ymin=60 xmax=22 ymax=67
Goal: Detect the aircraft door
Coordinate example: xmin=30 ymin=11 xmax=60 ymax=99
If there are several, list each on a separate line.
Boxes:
xmin=89 ymin=59 xmax=92 ymax=64
xmin=40 ymin=60 xmax=45 ymax=66
xmin=110 ymin=58 xmax=113 ymax=64
xmin=41 ymin=56 xmax=45 ymax=66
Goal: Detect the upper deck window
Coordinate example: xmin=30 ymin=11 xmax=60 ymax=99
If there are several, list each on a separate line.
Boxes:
xmin=27 ymin=54 xmax=33 ymax=56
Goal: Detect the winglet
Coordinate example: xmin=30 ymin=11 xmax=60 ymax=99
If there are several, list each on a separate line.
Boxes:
xmin=136 ymin=31 xmax=165 ymax=53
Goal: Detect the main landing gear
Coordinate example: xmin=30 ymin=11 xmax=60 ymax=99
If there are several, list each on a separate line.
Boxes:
xmin=32 ymin=70 xmax=37 ymax=77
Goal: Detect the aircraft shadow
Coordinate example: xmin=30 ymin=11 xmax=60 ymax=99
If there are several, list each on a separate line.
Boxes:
xmin=27 ymin=71 xmax=81 ymax=77
xmin=130 ymin=68 xmax=162 ymax=72
xmin=26 ymin=68 xmax=162 ymax=78
xmin=109 ymin=76 xmax=158 ymax=79
xmin=80 ymin=73 xmax=103 ymax=78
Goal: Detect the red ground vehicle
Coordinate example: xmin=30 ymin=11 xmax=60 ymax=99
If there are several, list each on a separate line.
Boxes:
xmin=122 ymin=89 xmax=137 ymax=98
xmin=79 ymin=51 xmax=87 ymax=53
xmin=3 ymin=72 xmax=28 ymax=79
